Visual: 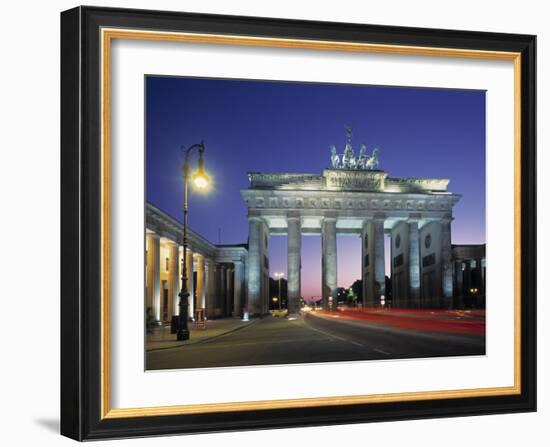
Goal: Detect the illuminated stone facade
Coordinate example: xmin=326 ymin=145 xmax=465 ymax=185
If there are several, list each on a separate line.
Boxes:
xmin=145 ymin=203 xmax=247 ymax=324
xmin=241 ymin=168 xmax=463 ymax=313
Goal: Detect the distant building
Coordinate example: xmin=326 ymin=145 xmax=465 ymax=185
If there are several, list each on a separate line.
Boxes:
xmin=452 ymin=244 xmax=486 ymax=308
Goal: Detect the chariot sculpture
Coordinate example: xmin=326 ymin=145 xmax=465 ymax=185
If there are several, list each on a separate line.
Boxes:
xmin=329 ymin=127 xmax=381 ymax=171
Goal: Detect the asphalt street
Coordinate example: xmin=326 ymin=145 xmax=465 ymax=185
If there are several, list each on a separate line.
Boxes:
xmin=146 ymin=312 xmax=485 ymax=370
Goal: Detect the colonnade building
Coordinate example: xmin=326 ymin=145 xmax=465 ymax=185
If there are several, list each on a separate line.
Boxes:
xmin=452 ymin=244 xmax=486 ymax=309
xmin=145 ymin=203 xmax=247 ymax=325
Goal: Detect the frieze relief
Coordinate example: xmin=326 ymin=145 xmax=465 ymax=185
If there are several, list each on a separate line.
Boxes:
xmin=248 ymin=193 xmax=457 ymax=212
xmin=248 ymin=173 xmax=323 ymax=189
xmin=324 ymin=169 xmax=387 ymax=192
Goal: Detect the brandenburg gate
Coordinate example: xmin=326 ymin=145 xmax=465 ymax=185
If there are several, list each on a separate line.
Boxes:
xmin=241 ymin=139 xmax=461 ymax=316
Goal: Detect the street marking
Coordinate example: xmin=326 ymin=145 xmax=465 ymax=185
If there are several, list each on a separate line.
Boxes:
xmin=374 ymin=348 xmax=391 ymax=356
xmin=304 ymin=323 xmax=348 ymax=343
xmin=304 ymin=318 xmax=369 ymax=350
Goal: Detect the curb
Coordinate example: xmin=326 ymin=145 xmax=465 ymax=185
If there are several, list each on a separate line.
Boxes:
xmin=147 ymin=318 xmax=261 ymax=352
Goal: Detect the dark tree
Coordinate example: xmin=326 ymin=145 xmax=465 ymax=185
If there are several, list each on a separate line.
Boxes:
xmin=336 ymin=287 xmax=347 ymax=304
xmin=350 ymin=279 xmax=363 ymax=304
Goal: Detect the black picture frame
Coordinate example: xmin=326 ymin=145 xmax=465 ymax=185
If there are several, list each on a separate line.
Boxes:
xmin=61 ymin=5 xmax=536 ymax=441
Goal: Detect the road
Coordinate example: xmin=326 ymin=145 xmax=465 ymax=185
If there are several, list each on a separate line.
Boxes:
xmin=146 ymin=311 xmax=485 ymax=370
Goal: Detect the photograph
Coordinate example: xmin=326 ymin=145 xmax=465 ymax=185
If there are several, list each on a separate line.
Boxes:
xmin=144 ymin=76 xmax=487 ymax=370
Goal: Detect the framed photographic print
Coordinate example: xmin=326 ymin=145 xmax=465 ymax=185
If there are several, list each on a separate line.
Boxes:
xmin=60 ymin=6 xmax=536 ymax=441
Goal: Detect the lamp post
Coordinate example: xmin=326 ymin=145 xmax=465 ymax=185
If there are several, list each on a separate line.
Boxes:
xmin=177 ymin=142 xmax=210 ymax=341
xmin=274 ymin=272 xmax=284 ymax=310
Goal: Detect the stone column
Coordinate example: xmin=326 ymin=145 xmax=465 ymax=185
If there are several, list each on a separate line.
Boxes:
xmin=263 ymin=272 xmax=270 ymax=315
xmin=474 ymin=258 xmax=483 ymax=307
xmin=480 ymin=258 xmax=486 ymax=295
xmin=262 ymin=228 xmax=270 ymax=315
xmin=205 ymin=259 xmax=216 ymax=318
xmin=322 ymin=217 xmax=338 ymax=311
xmin=219 ymin=265 xmax=227 ymax=315
xmin=373 ymin=217 xmax=386 ymax=302
xmin=196 ymin=255 xmax=206 ymax=310
xmin=226 ymin=266 xmax=233 ymax=316
xmin=146 ymin=233 xmax=161 ymax=322
xmin=287 ymin=216 xmax=302 ymax=315
xmin=247 ymin=217 xmax=262 ymax=315
xmin=214 ymin=264 xmax=223 ymax=317
xmin=167 ymin=242 xmax=180 ymax=319
xmin=233 ymin=260 xmax=244 ymax=317
xmin=321 ymin=231 xmax=326 ymax=309
xmin=408 ymin=219 xmax=420 ymax=307
xmin=454 ymin=260 xmax=464 ymax=309
xmin=440 ymin=218 xmax=453 ymax=308
xmin=361 ymin=220 xmax=374 ymax=307
xmin=475 ymin=258 xmax=483 ymax=286
xmin=464 ymin=260 xmax=472 ymax=299
xmin=186 ymin=249 xmax=195 ymax=320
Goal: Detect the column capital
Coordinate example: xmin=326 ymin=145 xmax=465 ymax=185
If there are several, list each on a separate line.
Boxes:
xmin=287 ymin=210 xmax=301 ymax=221
xmin=147 ymin=231 xmax=160 ymax=240
xmin=407 ymin=213 xmax=422 ymax=223
xmin=373 ymin=213 xmax=386 ymax=222
xmin=248 ymin=215 xmax=270 ymax=227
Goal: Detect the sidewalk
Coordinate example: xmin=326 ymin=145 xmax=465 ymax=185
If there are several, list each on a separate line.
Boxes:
xmin=146 ymin=317 xmax=257 ymax=351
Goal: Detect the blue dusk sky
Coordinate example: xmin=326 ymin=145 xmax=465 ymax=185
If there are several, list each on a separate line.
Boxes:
xmin=146 ymin=76 xmax=486 ymax=300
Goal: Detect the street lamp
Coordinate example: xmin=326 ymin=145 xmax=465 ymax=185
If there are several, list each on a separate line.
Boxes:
xmin=177 ymin=141 xmax=210 ymax=341
xmin=274 ymin=272 xmax=284 ymax=310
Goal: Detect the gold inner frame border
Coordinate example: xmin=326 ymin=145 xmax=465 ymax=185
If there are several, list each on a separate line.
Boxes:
xmin=100 ymin=27 xmax=522 ymax=419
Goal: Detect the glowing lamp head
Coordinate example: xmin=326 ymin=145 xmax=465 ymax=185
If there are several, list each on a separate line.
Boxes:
xmin=192 ymin=154 xmax=210 ymax=189
xmin=192 ymin=172 xmax=209 ymax=189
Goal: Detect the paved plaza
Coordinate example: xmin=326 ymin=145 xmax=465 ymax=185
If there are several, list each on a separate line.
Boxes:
xmin=146 ymin=310 xmax=485 ymax=370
